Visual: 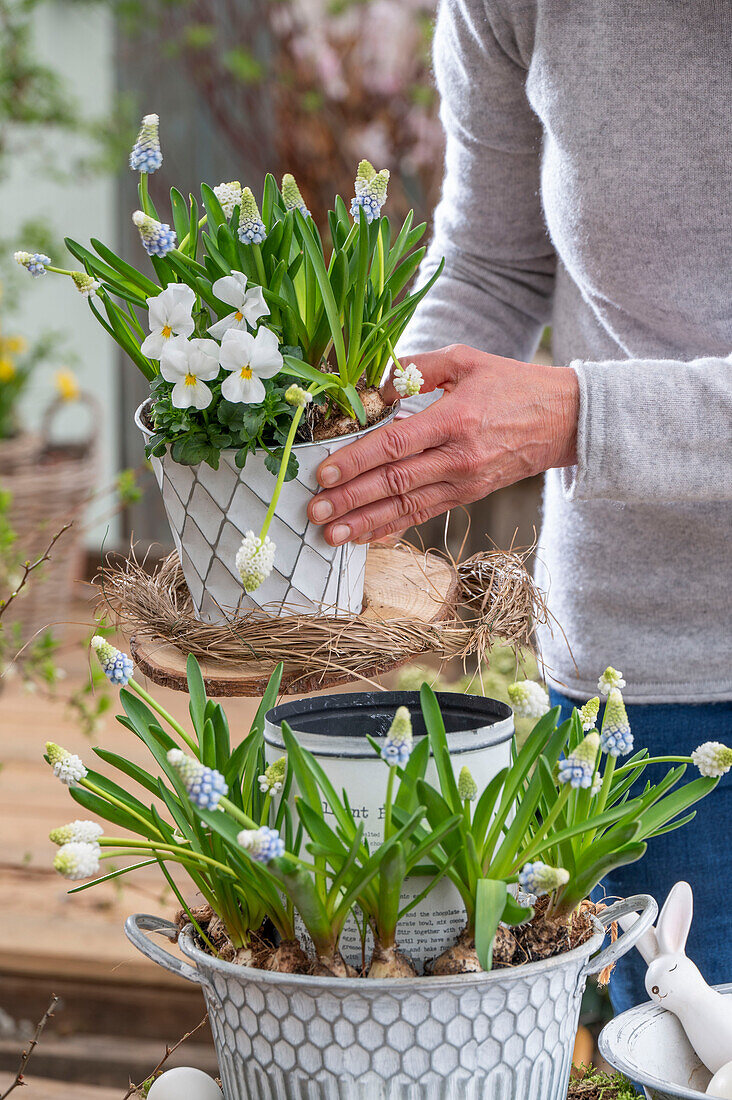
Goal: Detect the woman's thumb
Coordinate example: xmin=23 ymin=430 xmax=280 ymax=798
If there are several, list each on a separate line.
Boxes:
xmin=380 ymin=347 xmax=455 ymax=405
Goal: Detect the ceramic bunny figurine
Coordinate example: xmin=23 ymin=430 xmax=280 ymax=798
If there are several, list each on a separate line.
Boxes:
xmin=619 ymin=881 xmax=732 ymax=1075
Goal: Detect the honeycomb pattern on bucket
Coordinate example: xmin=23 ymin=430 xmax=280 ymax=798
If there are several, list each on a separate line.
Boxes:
xmin=149 ymin=444 xmax=367 ymax=623
xmin=196 ymin=953 xmax=588 ymax=1100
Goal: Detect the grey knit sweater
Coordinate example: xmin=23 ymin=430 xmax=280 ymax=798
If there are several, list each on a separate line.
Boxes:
xmin=399 ymin=0 xmax=732 ymax=703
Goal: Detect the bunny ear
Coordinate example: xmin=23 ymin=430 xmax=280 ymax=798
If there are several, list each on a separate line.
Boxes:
xmin=656 ymin=881 xmax=694 ymax=955
xmin=618 ymin=912 xmax=660 ymax=963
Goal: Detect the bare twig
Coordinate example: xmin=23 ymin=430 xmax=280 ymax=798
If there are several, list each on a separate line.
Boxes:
xmin=0 ymin=995 xmax=59 ymax=1099
xmin=0 ymin=524 xmax=71 ymax=621
xmin=122 ymin=1014 xmax=209 ymax=1099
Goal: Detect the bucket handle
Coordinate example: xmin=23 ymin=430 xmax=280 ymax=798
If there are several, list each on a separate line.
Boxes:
xmin=125 ymin=912 xmax=206 ymax=987
xmin=583 ymin=893 xmax=658 ymax=978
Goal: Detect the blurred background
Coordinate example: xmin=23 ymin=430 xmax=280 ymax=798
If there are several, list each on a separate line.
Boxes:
xmin=0 ymin=3 xmax=569 ymax=1095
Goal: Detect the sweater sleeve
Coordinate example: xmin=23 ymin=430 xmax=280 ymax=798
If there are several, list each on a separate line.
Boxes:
xmin=565 ymin=355 xmax=732 ymax=503
xmin=398 ymin=0 xmax=555 ymax=361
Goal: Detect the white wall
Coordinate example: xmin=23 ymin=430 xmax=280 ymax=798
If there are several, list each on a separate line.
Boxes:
xmin=1 ymin=2 xmax=119 ymax=546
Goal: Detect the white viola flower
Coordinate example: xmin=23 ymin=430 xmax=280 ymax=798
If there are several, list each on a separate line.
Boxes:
xmin=50 ymin=820 xmax=104 ymax=846
xmin=213 ymin=180 xmax=242 ymax=219
xmin=46 ymin=742 xmax=87 ymax=787
xmin=208 ymin=271 xmax=269 ymax=340
xmin=598 ymin=666 xmax=626 ymax=695
xmin=54 ymin=841 xmax=101 ymax=881
xmin=691 ymin=741 xmax=732 ymax=778
xmin=140 ymin=284 xmax=196 ymax=359
xmin=236 ymin=530 xmax=276 ymax=592
xmin=218 ymin=327 xmax=283 ymax=405
xmin=507 ymin=680 xmax=550 ymax=719
xmin=160 ymin=336 xmax=220 ymax=411
xmin=392 ymin=361 xmax=423 ymax=398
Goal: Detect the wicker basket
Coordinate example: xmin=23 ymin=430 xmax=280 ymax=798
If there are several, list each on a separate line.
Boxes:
xmin=1 ymin=395 xmax=99 ymax=644
xmin=0 ymin=431 xmax=41 ymax=474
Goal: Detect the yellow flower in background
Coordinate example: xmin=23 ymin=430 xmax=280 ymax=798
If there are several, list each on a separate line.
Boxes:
xmin=5 ymin=335 xmax=27 ymax=355
xmin=55 ymin=369 xmax=80 ymax=402
xmin=0 ymin=357 xmax=16 ymax=382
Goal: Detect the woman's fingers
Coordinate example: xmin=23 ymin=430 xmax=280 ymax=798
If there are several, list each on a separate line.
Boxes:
xmin=379 ymin=345 xmax=462 ymax=406
xmin=308 ymin=446 xmax=457 ymax=526
xmin=321 ymin=481 xmax=458 ymax=546
xmin=316 ymin=395 xmax=451 ymax=489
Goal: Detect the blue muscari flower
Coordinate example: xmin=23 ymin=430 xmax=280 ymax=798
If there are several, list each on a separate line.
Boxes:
xmin=237 ymin=187 xmax=267 ymax=244
xmin=14 ymin=251 xmax=51 ymax=278
xmin=518 ymin=861 xmax=570 ymax=897
xmin=350 ymin=159 xmax=390 ymax=224
xmin=381 ymin=706 xmax=413 ymax=767
xmin=129 ymin=113 xmax=163 ymax=173
xmin=132 ymin=210 xmax=177 ymax=257
xmin=167 ymin=749 xmax=228 ymax=810
xmin=557 ymin=731 xmax=600 ymax=789
xmin=237 ymin=826 xmax=285 ymax=863
xmin=91 ymin=635 xmax=133 ymax=686
xmin=600 ymin=687 xmax=634 ymax=756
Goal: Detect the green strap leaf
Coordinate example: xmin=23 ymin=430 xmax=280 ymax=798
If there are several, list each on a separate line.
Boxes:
xmin=475 ymin=878 xmax=508 ymax=971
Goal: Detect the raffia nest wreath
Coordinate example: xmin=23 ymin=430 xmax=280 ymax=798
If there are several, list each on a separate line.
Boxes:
xmin=99 ymin=542 xmax=549 ymax=695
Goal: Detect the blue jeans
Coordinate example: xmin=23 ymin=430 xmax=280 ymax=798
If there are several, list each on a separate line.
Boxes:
xmin=549 ymin=690 xmax=732 ymax=1015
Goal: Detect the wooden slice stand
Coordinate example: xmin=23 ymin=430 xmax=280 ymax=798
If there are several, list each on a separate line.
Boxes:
xmin=131 ymin=545 xmax=459 ymax=697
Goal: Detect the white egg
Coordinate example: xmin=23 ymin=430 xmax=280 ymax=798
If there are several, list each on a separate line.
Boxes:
xmin=147 ymin=1066 xmax=223 ymax=1100
xmin=707 ymin=1061 xmax=732 ymax=1098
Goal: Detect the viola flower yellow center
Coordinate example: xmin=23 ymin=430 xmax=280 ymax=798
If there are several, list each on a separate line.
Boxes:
xmin=240 ymin=365 xmax=253 ymax=379
xmin=162 ymin=324 xmax=173 ymax=338
xmin=0 ymin=357 xmax=16 ymax=381
xmin=234 ymin=310 xmax=243 ymax=322
xmin=185 ymin=372 xmax=197 ymax=387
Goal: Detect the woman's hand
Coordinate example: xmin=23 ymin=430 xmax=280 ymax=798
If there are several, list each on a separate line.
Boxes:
xmin=307 ymin=345 xmax=580 ymax=546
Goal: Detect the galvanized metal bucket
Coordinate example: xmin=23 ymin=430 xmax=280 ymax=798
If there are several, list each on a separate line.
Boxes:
xmin=126 ymin=894 xmax=656 ymax=1100
xmin=136 ymin=400 xmax=398 ymax=623
xmin=599 ymin=984 xmax=732 ymax=1100
xmin=264 ymin=692 xmax=514 ymax=968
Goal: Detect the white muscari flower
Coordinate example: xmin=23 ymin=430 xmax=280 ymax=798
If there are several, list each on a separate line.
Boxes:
xmin=381 ymin=706 xmax=413 ymax=767
xmin=46 ymin=742 xmax=87 ymax=787
xmin=237 ymin=826 xmax=285 ymax=863
xmin=218 ymin=326 xmax=282 ymax=404
xmin=281 ymin=173 xmax=310 ymax=217
xmin=14 ymin=251 xmax=51 ymax=278
xmin=237 ymin=187 xmax=267 ymax=244
xmin=208 ymin=271 xmax=269 ymax=340
xmin=507 ymin=680 xmax=550 ymax=719
xmin=598 ymin=666 xmax=626 ymax=695
xmin=600 ymin=687 xmax=634 ymax=757
xmin=140 ymin=284 xmax=196 ymax=359
xmin=50 ymin=820 xmax=104 ymax=846
xmin=392 ymin=361 xmax=423 ymax=398
xmin=578 ymin=696 xmax=600 ymax=731
xmin=350 ymin=159 xmax=390 ymax=223
xmin=71 ymin=271 xmax=101 ymax=298
xmin=557 ymin=731 xmax=601 ymax=789
xmin=132 ymin=210 xmax=176 ymax=257
xmin=258 ymin=757 xmax=286 ymax=795
xmin=167 ymin=748 xmax=228 ymax=810
xmin=518 ymin=861 xmax=570 ymax=897
xmin=236 ymin=530 xmax=276 ymax=592
xmin=129 ymin=113 xmax=163 ymax=173
xmin=285 ymin=384 xmax=312 ymax=407
xmin=691 ymin=741 xmax=732 ymax=778
xmin=54 ymin=841 xmax=101 ymax=881
xmin=458 ymin=765 xmax=477 ymax=802
xmin=160 ymin=336 xmax=220 ymax=411
xmin=91 ymin=635 xmax=134 ymax=686
xmin=213 ymin=180 xmax=242 ymax=219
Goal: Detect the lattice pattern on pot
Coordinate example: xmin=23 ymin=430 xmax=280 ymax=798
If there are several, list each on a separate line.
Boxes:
xmin=151 ymin=447 xmax=367 ymax=623
xmin=199 ymin=955 xmax=586 ymax=1100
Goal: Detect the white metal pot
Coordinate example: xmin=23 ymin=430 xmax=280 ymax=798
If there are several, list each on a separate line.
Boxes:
xmin=126 ymin=896 xmax=656 ymax=1100
xmin=599 ymin=984 xmax=732 ymax=1099
xmin=265 ymin=691 xmax=514 ymax=969
xmin=135 ymin=401 xmax=397 ymax=624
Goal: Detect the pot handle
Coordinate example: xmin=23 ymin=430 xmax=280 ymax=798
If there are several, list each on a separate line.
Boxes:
xmin=125 ymin=912 xmax=206 ymax=987
xmin=583 ymin=894 xmax=658 ymax=978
